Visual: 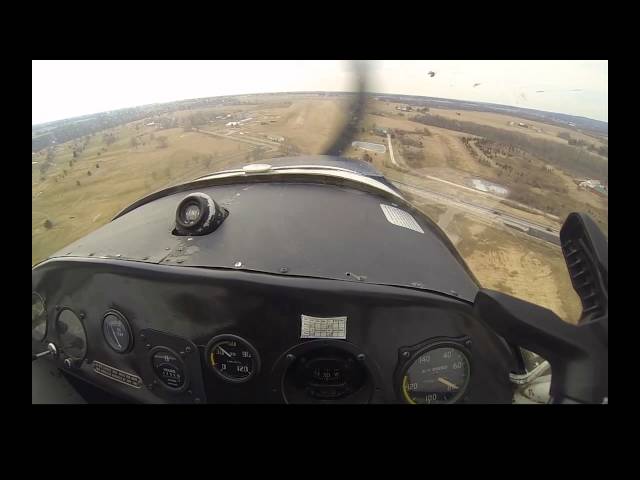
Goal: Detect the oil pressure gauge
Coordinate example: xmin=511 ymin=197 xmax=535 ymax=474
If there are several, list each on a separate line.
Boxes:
xmin=206 ymin=334 xmax=260 ymax=383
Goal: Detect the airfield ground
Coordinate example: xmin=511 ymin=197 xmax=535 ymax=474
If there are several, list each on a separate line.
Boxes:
xmin=32 ymin=94 xmax=605 ymax=324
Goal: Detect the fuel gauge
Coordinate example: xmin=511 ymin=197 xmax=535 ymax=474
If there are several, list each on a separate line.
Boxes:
xmin=102 ymin=310 xmax=133 ymax=353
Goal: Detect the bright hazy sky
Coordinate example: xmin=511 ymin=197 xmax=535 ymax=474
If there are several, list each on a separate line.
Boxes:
xmin=32 ymin=60 xmax=608 ymax=125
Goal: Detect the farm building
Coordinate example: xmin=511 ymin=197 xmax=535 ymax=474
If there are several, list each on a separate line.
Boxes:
xmin=268 ymin=135 xmax=285 ymax=143
xmin=371 ymin=127 xmax=388 ymax=136
xmin=578 ymin=179 xmax=608 ymax=197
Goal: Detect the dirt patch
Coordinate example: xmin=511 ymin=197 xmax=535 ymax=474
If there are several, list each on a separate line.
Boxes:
xmin=454 ymin=213 xmax=581 ymax=323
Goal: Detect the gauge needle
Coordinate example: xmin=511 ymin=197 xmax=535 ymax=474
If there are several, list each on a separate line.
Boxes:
xmin=437 ymin=377 xmax=459 ymax=390
xmin=110 ymin=324 xmax=122 ymax=348
xmin=218 ymin=346 xmax=232 ymax=357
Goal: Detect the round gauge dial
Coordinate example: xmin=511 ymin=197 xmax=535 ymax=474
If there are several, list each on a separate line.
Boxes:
xmin=206 ymin=335 xmax=260 ymax=383
xmin=102 ymin=311 xmax=133 ymax=353
xmin=56 ymin=309 xmax=87 ymax=360
xmin=400 ymin=345 xmax=471 ymax=404
xmin=151 ymin=347 xmax=187 ymax=391
xmin=32 ymin=293 xmax=47 ymax=342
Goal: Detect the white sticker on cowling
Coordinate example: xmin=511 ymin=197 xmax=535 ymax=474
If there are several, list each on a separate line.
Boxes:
xmin=301 ymin=315 xmax=347 ymax=339
xmin=380 ymin=204 xmax=424 ymax=233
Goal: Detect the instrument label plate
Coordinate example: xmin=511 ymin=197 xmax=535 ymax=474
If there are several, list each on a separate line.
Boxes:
xmin=300 ymin=315 xmax=347 ymax=339
xmin=93 ymin=360 xmax=143 ymax=388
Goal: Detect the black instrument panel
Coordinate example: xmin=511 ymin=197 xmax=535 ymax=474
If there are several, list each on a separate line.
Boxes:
xmin=32 ymin=258 xmax=516 ymax=404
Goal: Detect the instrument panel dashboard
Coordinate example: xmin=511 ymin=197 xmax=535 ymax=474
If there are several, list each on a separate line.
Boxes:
xmin=32 ymin=258 xmax=516 ymax=404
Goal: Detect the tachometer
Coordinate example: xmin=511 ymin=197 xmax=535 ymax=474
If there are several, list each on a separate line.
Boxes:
xmin=400 ymin=343 xmax=471 ymax=404
xmin=206 ymin=334 xmax=260 ymax=383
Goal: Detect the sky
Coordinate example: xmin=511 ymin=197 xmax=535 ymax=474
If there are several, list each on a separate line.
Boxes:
xmin=32 ymin=60 xmax=608 ymax=125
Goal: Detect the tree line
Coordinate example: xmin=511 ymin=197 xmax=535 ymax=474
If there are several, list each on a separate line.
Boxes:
xmin=412 ymin=114 xmax=608 ymax=180
xmin=557 ymin=131 xmax=608 ymax=157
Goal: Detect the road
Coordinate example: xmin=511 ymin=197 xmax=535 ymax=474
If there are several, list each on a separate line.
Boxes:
xmin=391 ymin=179 xmax=561 ymax=246
xmin=420 ymin=173 xmax=560 ymax=221
xmin=194 ymin=128 xmax=279 ymax=151
xmin=386 ymin=134 xmax=399 ymax=167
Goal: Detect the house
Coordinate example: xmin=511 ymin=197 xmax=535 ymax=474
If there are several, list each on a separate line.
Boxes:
xmin=579 ymin=179 xmax=602 ymax=189
xmin=592 ymin=185 xmax=608 ymax=197
xmin=226 ymin=122 xmax=239 ymax=127
xmin=578 ymin=179 xmax=608 ymax=196
xmin=268 ymin=135 xmax=285 ymax=143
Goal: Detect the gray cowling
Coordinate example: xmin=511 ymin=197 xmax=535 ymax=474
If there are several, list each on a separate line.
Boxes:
xmin=174 ymin=192 xmax=228 ymax=236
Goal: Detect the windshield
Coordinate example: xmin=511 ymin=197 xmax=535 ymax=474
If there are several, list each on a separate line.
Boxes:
xmin=32 ymin=60 xmax=608 ymax=324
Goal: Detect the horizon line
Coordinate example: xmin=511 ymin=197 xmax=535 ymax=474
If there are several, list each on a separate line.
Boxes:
xmin=32 ymin=89 xmax=609 ymax=128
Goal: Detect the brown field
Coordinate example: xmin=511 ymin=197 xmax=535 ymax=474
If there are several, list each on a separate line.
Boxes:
xmin=427 ymin=107 xmax=607 ymax=149
xmin=33 ymin=95 xmax=605 ymax=325
xmin=32 ymin=125 xmax=255 ymax=265
xmin=355 ymin=105 xmax=608 ymax=232
xmin=373 ymin=100 xmax=607 ymax=151
xmin=32 ymin=96 xmax=349 ymax=265
xmin=402 ymin=190 xmax=582 ymax=324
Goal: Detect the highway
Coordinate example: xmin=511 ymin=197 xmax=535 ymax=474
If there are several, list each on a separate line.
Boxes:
xmin=391 ymin=179 xmax=561 ymax=245
xmin=421 ymin=173 xmax=560 ymax=221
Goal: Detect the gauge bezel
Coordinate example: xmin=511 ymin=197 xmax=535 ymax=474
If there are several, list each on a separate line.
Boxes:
xmin=149 ymin=346 xmax=190 ymax=393
xmin=102 ymin=309 xmax=134 ymax=354
xmin=176 ymin=195 xmax=207 ymax=230
xmin=205 ymin=334 xmax=261 ymax=384
xmin=55 ymin=307 xmax=88 ymax=361
xmin=272 ymin=339 xmax=382 ymax=404
xmin=32 ymin=292 xmax=47 ymax=342
xmin=397 ymin=339 xmax=472 ymax=405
